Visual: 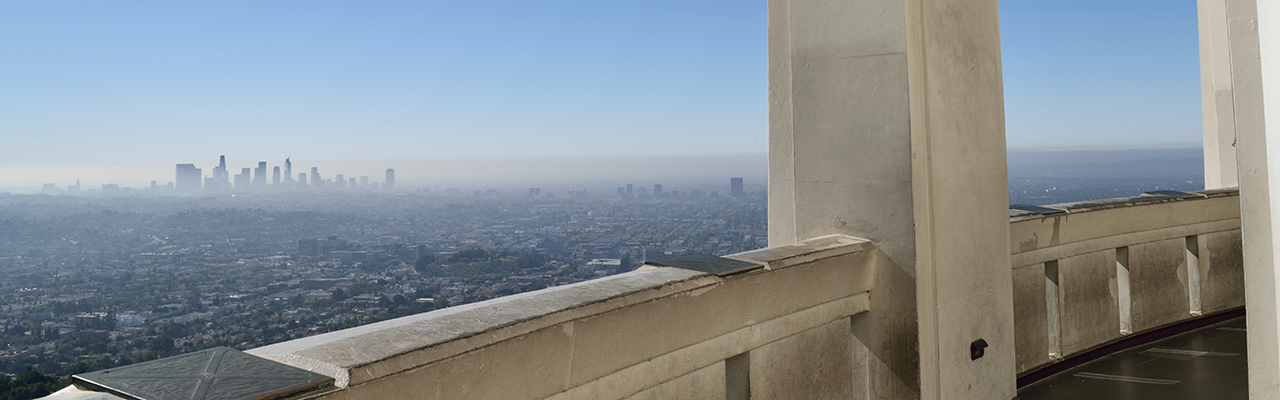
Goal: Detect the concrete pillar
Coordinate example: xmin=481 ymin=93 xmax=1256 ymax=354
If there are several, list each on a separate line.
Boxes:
xmin=769 ymin=0 xmax=1015 ymax=398
xmin=1241 ymin=0 xmax=1280 ymax=397
xmin=1200 ymin=0 xmax=1246 ymax=189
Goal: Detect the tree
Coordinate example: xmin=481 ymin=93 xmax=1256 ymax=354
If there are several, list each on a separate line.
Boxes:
xmin=150 ymin=335 xmax=174 ymax=353
xmin=331 ymin=288 xmax=347 ymax=302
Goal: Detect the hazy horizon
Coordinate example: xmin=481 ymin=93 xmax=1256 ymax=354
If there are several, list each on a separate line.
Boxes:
xmin=0 ymin=145 xmax=1211 ymax=194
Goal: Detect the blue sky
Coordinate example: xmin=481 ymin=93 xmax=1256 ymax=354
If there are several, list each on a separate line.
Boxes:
xmin=0 ymin=1 xmax=1202 ymax=187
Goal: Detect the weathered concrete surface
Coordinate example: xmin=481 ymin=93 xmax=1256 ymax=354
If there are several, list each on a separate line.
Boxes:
xmin=770 ymin=0 xmax=1015 ymax=398
xmin=1129 ymin=239 xmax=1191 ymax=333
xmin=315 ymin=324 xmax=574 ymax=400
xmin=732 ymin=234 xmax=875 ymax=270
xmin=1201 ymin=229 xmax=1245 ymax=314
xmin=1012 ymin=263 xmax=1048 ymax=374
xmin=1200 ymin=0 xmax=1242 ymax=189
xmin=564 ymin=251 xmax=872 ymax=388
xmin=1058 ymin=250 xmax=1120 ymax=355
xmin=751 ymin=319 xmax=854 ymax=399
xmin=1008 ymin=192 xmax=1243 ymax=378
xmin=1010 ymin=194 xmax=1241 ymax=267
xmin=547 ymin=294 xmax=869 ymax=400
xmin=1233 ymin=0 xmax=1279 ymax=395
xmin=622 ymin=363 xmax=725 ymax=400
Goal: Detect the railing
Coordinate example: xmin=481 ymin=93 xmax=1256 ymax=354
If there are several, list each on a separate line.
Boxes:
xmin=42 ymin=189 xmax=1246 ymax=399
xmin=1008 ymin=189 xmax=1244 ymax=376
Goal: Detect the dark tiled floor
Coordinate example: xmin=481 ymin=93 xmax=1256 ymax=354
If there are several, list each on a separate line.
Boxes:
xmin=1019 ymin=317 xmax=1248 ymax=399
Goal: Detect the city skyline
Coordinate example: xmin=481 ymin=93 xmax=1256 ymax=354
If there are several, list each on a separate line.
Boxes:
xmin=1 ymin=153 xmax=773 ymax=194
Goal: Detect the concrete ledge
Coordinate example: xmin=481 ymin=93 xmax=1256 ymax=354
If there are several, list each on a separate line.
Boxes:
xmin=730 ymin=234 xmax=874 ymax=270
xmin=247 ymin=267 xmax=714 ymax=387
xmin=1010 ymin=189 xmax=1241 ymax=267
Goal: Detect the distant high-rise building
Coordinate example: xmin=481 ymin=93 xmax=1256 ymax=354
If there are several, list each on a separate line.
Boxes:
xmin=311 ymin=167 xmax=320 ymax=188
xmin=273 ymin=166 xmax=281 ymax=185
xmin=175 ymin=164 xmax=202 ymax=192
xmin=731 ymin=177 xmax=745 ymax=198
xmin=236 ymin=168 xmax=251 ymax=190
xmin=283 ymin=158 xmax=293 ymax=184
xmin=385 ymin=169 xmax=396 ymax=192
xmin=211 ymin=155 xmax=229 ymax=190
xmin=654 ymin=184 xmax=663 ymax=197
xmin=254 ymin=162 xmax=267 ymax=187
xmin=626 ymin=184 xmax=633 ymax=197
xmin=335 ymin=174 xmax=346 ymax=189
xmin=298 ymin=173 xmax=308 ymax=186
xmin=349 ymin=177 xmax=356 ymax=188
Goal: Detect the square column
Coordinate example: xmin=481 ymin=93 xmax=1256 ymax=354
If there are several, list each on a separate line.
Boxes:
xmin=769 ymin=0 xmax=1015 ymax=399
xmin=1239 ymin=0 xmax=1280 ymax=397
xmin=1199 ymin=0 xmax=1249 ymax=189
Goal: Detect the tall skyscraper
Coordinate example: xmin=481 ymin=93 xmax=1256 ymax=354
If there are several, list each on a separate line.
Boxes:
xmin=654 ymin=184 xmax=663 ymax=197
xmin=731 ymin=177 xmax=745 ymax=198
xmin=349 ymin=177 xmax=356 ymax=188
xmin=254 ymin=162 xmax=267 ymax=187
xmin=273 ymin=166 xmax=281 ymax=185
xmin=385 ymin=169 xmax=396 ymax=192
xmin=311 ymin=167 xmax=321 ymax=188
xmin=212 ymin=155 xmax=228 ymax=190
xmin=283 ymin=157 xmax=293 ymax=184
xmin=298 ymin=173 xmax=307 ymax=186
xmin=175 ymin=164 xmax=202 ymax=192
xmin=626 ymin=184 xmax=633 ymax=197
xmin=335 ymin=174 xmax=346 ymax=189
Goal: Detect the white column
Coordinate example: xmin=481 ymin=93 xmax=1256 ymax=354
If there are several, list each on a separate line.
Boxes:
xmin=1244 ymin=0 xmax=1280 ymax=397
xmin=1200 ymin=0 xmax=1243 ymax=189
xmin=769 ymin=0 xmax=1015 ymax=398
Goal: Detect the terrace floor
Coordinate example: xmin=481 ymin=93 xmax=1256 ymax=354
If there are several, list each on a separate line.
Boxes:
xmin=1018 ymin=316 xmax=1248 ymax=399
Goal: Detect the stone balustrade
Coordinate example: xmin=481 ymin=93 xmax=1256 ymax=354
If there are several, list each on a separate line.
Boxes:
xmin=1008 ymin=189 xmax=1245 ymax=376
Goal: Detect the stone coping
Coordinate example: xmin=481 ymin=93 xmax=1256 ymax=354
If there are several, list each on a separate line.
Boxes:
xmin=245 ymin=234 xmax=876 ymax=390
xmin=1009 ymin=187 xmax=1239 ymax=222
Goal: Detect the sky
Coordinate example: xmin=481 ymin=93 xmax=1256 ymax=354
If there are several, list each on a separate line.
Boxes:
xmin=0 ymin=1 xmax=1203 ymax=189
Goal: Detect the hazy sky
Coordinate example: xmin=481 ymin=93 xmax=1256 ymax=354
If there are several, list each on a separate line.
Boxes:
xmin=0 ymin=1 xmax=1202 ymax=188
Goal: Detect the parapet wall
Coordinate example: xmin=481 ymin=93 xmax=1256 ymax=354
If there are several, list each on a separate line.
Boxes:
xmin=247 ymin=235 xmax=879 ymax=399
xmin=1008 ymin=189 xmax=1244 ymax=376
xmin=43 ymin=191 xmax=1247 ymax=399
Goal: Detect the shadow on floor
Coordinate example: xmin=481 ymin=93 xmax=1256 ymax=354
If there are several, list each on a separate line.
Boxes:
xmin=1018 ymin=317 xmax=1247 ymax=399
